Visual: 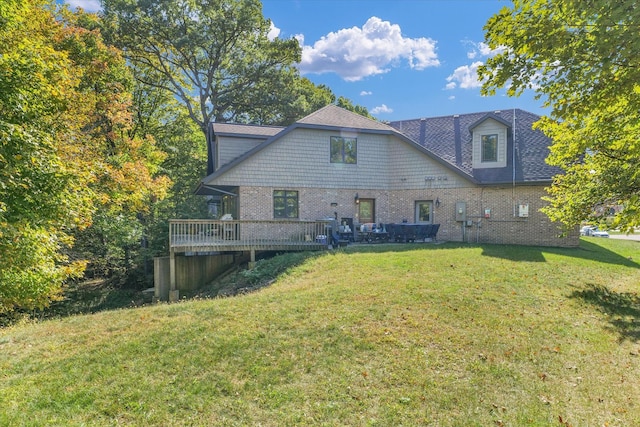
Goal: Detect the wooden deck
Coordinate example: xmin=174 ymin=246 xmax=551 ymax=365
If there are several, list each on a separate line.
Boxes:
xmin=169 ymin=219 xmax=331 ymax=254
xmin=166 ymin=219 xmax=333 ymax=300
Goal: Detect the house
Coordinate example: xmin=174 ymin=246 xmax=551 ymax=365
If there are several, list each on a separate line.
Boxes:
xmin=195 ymin=104 xmax=579 ymax=247
xmin=157 ymin=104 xmax=580 ymax=300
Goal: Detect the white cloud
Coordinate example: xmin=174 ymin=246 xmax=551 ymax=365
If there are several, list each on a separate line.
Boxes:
xmin=360 ymin=91 xmax=373 ymax=96
xmin=448 ymin=95 xmax=456 ymax=101
xmin=446 ymin=61 xmax=484 ymax=90
xmin=65 ymin=0 xmax=101 ymax=12
xmin=465 ymin=40 xmax=505 ymax=60
xmin=299 ymin=17 xmax=439 ymax=81
xmin=449 ymin=41 xmax=505 ymax=91
xmin=267 ymin=22 xmax=281 ymax=41
xmin=370 ymin=104 xmax=393 ymax=115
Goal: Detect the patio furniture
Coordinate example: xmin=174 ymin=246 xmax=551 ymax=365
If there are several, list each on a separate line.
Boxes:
xmin=331 ymin=230 xmax=349 ymax=247
xmin=341 ymin=217 xmax=355 ymax=241
xmin=365 ymin=229 xmax=388 ymax=243
xmin=427 ymin=224 xmax=440 ymax=241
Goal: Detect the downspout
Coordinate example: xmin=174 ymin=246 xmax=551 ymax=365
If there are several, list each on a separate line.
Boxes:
xmin=512 ymin=109 xmax=517 ymax=217
xmin=206 ymin=121 xmax=215 ymax=175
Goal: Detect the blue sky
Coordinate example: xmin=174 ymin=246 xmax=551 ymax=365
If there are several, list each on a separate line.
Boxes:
xmin=64 ymin=0 xmax=545 ymax=121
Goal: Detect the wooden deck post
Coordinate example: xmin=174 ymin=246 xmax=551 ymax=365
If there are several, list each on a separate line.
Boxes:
xmin=169 ymin=248 xmax=179 ymax=302
xmin=248 ymin=248 xmax=256 ymax=269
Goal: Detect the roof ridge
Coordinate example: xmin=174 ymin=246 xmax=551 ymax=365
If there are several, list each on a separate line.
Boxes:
xmin=296 ymin=104 xmax=394 ymax=131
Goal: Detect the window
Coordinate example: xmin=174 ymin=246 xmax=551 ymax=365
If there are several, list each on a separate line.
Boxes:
xmin=415 ymin=201 xmax=433 ymax=223
xmin=330 ymin=136 xmax=357 ymax=164
xmin=273 ymin=190 xmax=298 ymax=219
xmin=481 ymin=134 xmax=498 ymax=162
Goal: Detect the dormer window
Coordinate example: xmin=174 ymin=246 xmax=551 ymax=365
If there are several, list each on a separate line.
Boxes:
xmin=481 ymin=134 xmax=498 ymax=162
xmin=471 ymin=117 xmax=508 ymax=169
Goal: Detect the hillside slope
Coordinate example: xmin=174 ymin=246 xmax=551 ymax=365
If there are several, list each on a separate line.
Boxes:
xmin=1 ymin=240 xmax=639 ymax=426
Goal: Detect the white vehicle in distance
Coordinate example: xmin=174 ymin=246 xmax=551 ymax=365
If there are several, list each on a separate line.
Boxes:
xmin=580 ymin=226 xmax=610 ymax=238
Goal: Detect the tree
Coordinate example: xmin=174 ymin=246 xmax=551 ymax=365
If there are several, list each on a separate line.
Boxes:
xmin=0 ymin=0 xmax=169 ymax=313
xmin=101 ymin=0 xmax=301 ymax=132
xmin=231 ymin=75 xmax=336 ymax=126
xmin=55 ymin=8 xmax=170 ymax=285
xmin=0 ymin=0 xmax=91 ymax=312
xmin=336 ymin=96 xmax=375 ymax=120
xmin=479 ymin=0 xmax=640 ymax=231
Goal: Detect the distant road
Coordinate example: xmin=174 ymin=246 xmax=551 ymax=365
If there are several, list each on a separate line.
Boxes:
xmin=609 ymin=234 xmax=640 ymax=241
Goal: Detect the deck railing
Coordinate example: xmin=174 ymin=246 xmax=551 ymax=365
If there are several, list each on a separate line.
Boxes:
xmin=169 ymin=219 xmax=332 ymax=250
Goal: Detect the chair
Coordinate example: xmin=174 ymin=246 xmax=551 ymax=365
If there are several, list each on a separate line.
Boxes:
xmin=388 ymin=223 xmax=404 ymax=242
xmin=341 ymin=217 xmax=355 ymax=241
xmin=416 ymin=224 xmax=430 ymax=242
xmin=428 ymin=224 xmax=440 ymax=242
xmin=404 ymin=225 xmax=417 ymax=242
xmin=385 ymin=223 xmax=396 ymax=242
xmin=331 ymin=230 xmax=349 ymax=248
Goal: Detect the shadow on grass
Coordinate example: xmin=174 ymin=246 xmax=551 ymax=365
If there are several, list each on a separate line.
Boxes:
xmin=348 ymin=240 xmax=639 ymax=268
xmin=0 ymin=279 xmax=150 ymax=327
xmin=570 ymin=284 xmax=640 ymax=343
xmin=481 ymin=239 xmax=639 ymax=268
xmin=48 ymin=280 xmax=149 ymax=316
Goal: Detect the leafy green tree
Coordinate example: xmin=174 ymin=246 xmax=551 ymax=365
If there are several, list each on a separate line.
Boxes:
xmin=0 ymin=0 xmax=88 ymax=312
xmin=233 ymin=75 xmax=336 ymax=126
xmin=101 ymin=0 xmax=365 ymax=183
xmin=336 ymin=96 xmax=376 ymax=120
xmin=0 ymin=0 xmax=170 ymax=312
xmin=56 ymin=8 xmax=170 ymax=286
xmin=480 ymin=0 xmax=640 ymax=231
xmin=127 ymin=80 xmax=210 ymax=260
xmin=101 ymin=0 xmax=301 ymax=133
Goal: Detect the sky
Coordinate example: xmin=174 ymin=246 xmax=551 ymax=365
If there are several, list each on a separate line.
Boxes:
xmin=63 ymin=0 xmax=545 ymax=121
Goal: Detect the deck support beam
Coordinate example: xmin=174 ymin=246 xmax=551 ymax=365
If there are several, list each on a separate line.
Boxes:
xmin=248 ymin=249 xmax=256 ymax=269
xmin=169 ymin=248 xmax=179 ymax=302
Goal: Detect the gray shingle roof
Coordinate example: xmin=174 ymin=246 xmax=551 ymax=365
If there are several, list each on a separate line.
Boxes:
xmin=212 ymin=123 xmax=284 ymax=138
xmin=199 ymin=106 xmax=561 ymax=195
xmin=298 ymin=104 xmax=396 ymax=131
xmin=390 ymin=109 xmax=561 ymax=184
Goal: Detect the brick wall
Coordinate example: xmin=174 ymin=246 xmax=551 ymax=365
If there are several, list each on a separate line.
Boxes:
xmin=238 ymin=185 xmax=579 ymax=248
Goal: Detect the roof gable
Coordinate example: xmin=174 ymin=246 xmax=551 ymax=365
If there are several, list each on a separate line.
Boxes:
xmin=197 ymin=105 xmax=474 ymax=192
xmin=297 ymin=104 xmax=394 ymax=132
xmin=468 ymin=112 xmax=512 ymax=131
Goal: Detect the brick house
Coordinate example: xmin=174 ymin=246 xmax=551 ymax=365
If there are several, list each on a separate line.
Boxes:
xmin=195 ymin=104 xmax=579 ymax=247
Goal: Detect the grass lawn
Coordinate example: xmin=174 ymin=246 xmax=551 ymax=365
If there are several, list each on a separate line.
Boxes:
xmin=1 ymin=238 xmax=639 ymax=426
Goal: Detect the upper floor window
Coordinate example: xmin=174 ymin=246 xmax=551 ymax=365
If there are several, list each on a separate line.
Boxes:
xmin=481 ymin=134 xmax=498 ymax=162
xmin=273 ymin=190 xmax=299 ymax=219
xmin=330 ymin=136 xmax=357 ymax=164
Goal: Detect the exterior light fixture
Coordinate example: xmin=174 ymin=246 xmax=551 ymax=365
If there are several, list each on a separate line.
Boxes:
xmin=435 ymin=197 xmax=440 ymax=208
xmin=355 ymin=193 xmax=360 ymax=204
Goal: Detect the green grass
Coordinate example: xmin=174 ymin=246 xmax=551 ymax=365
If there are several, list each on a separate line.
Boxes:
xmin=1 ymin=239 xmax=639 ymax=426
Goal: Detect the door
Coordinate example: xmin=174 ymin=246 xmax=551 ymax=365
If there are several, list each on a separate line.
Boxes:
xmin=415 ymin=201 xmax=433 ymax=223
xmin=358 ymin=199 xmax=375 ymax=224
